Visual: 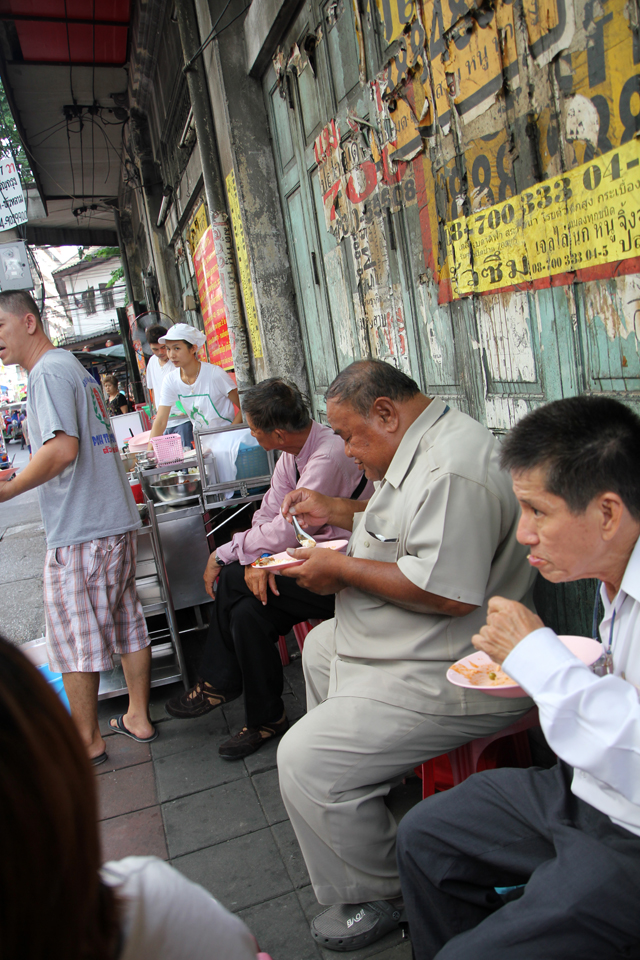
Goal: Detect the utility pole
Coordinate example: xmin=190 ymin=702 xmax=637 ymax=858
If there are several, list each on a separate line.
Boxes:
xmin=174 ymin=0 xmax=253 ymax=392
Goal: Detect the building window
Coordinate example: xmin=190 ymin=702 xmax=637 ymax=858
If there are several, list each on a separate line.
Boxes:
xmin=82 ymin=287 xmax=96 ymax=315
xmin=99 ymin=283 xmax=114 ymax=310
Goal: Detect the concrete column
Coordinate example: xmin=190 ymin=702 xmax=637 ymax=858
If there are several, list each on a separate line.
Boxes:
xmin=193 ymin=0 xmax=308 ymax=392
xmin=174 ymin=0 xmax=253 ymax=392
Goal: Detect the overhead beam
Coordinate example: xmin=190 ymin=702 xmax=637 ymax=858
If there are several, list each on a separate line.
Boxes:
xmin=24 ymin=225 xmax=118 ymax=245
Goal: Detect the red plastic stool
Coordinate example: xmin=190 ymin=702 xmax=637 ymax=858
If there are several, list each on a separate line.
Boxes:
xmin=277 ymin=620 xmax=320 ymax=665
xmin=416 ymin=707 xmax=540 ymax=800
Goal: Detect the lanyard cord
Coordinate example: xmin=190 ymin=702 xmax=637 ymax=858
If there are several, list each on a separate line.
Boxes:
xmin=592 ymin=581 xmax=617 ymax=654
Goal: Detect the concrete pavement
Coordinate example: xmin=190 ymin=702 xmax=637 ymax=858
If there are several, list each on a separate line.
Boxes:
xmin=0 ymin=443 xmax=47 ymax=644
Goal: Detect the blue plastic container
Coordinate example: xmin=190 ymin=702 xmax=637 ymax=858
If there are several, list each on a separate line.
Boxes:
xmin=38 ymin=663 xmax=71 ymax=712
xmin=235 ymin=441 xmax=270 ymax=496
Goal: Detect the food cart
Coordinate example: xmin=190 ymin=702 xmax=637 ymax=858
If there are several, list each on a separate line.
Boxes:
xmin=97 ymin=423 xmax=275 ymax=699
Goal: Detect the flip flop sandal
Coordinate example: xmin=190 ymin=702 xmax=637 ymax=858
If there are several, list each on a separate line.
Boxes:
xmin=109 ymin=714 xmax=158 ymax=743
xmin=91 ymin=751 xmax=108 ymax=767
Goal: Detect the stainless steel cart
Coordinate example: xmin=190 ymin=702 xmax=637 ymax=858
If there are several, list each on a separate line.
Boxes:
xmin=97 ymin=499 xmax=190 ymax=699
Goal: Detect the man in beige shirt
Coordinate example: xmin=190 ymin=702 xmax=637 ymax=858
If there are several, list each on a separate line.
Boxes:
xmin=277 ymin=359 xmax=536 ymax=952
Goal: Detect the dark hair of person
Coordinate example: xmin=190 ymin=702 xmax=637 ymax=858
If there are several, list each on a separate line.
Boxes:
xmin=325 ymin=359 xmax=420 ymax=417
xmin=0 ymin=637 xmax=119 ymax=959
xmin=500 ymin=395 xmax=640 ymax=519
xmin=0 ymin=290 xmax=41 ymax=325
xmin=145 ymin=324 xmax=168 ymax=344
xmin=102 ymin=374 xmax=119 ymax=390
xmin=242 ymin=377 xmax=311 ymax=433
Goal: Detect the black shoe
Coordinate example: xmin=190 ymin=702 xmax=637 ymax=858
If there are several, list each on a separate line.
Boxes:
xmin=218 ymin=714 xmax=289 ymax=760
xmin=165 ymin=679 xmax=242 ymax=719
xmin=310 ymin=899 xmax=405 ymax=952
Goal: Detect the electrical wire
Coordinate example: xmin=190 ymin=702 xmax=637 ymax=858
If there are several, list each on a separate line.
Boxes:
xmin=65 ymin=118 xmax=77 ymax=199
xmin=63 ymin=0 xmax=76 ymax=105
xmin=182 ymin=0 xmax=234 ymax=72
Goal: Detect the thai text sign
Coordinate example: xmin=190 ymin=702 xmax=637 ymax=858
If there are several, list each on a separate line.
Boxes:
xmin=225 ymin=171 xmax=263 ymax=359
xmin=446 ymin=138 xmax=640 ymax=298
xmin=193 ymin=225 xmax=233 ymax=370
xmin=0 ymin=151 xmax=26 ymax=231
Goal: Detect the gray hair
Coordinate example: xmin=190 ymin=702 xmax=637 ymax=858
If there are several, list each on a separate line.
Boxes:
xmin=325 ymin=359 xmax=420 ymax=417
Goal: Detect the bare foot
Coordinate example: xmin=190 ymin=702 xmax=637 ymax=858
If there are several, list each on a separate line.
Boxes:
xmin=110 ymin=713 xmax=155 ymax=740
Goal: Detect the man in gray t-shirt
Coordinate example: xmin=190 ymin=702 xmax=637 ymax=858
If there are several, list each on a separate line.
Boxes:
xmin=0 ymin=292 xmax=157 ymax=764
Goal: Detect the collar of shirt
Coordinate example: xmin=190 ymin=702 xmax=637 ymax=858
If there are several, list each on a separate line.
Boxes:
xmin=384 ymin=398 xmax=446 ymax=490
xmin=294 ymin=420 xmax=322 ymax=474
xmin=601 ymin=534 xmax=640 ymax=618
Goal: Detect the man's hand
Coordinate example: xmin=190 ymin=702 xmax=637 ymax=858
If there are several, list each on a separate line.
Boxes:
xmin=281 ymin=546 xmax=348 ymax=595
xmin=244 ymin=564 xmax=280 ymax=605
xmin=203 ymin=555 xmax=222 ymax=600
xmin=281 ymin=487 xmax=333 ymax=529
xmin=472 ymin=597 xmax=544 ymax=664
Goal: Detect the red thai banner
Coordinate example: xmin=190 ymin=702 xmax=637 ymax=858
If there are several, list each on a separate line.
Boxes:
xmin=193 ymin=225 xmax=233 ymax=370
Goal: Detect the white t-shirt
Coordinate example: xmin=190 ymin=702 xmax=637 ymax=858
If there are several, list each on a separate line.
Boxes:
xmin=101 ymin=856 xmax=257 ymax=960
xmin=145 ymin=355 xmax=187 ymax=424
xmin=159 ymin=362 xmax=236 ymax=431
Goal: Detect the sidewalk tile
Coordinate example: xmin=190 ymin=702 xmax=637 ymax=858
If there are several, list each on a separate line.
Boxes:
xmin=97 ymin=760 xmax=157 ymax=821
xmin=171 ymin=826 xmax=292 ymax=911
xmin=150 ymin=710 xmax=229 ymax=759
xmin=252 ymin=768 xmax=288 ymax=825
xmin=243 ymin=735 xmax=280 ymax=775
xmin=271 ymin=820 xmax=311 ymax=889
xmin=282 ymin=690 xmax=306 ymax=722
xmin=154 ymin=740 xmax=247 ymax=802
xmin=95 ymin=734 xmax=151 ymax=775
xmin=100 ymin=805 xmax=168 ymax=862
xmin=163 ymin=778 xmax=267 ymax=858
xmin=297 ymin=886 xmax=407 ymax=960
xmin=238 ymin=891 xmax=320 ymax=960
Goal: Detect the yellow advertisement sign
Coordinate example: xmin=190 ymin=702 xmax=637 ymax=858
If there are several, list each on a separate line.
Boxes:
xmin=225 ymin=170 xmax=263 ymax=360
xmin=446 ymin=138 xmax=640 ymax=298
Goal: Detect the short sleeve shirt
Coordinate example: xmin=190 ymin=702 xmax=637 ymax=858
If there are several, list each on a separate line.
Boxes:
xmin=332 ymin=399 xmax=536 ymax=716
xmin=145 ymin=355 xmax=187 ymax=423
xmin=158 ymin=362 xmax=235 ymax=430
xmin=27 ymin=350 xmax=140 ymax=549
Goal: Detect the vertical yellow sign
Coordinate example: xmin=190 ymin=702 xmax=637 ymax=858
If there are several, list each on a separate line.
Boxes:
xmin=225 ymin=170 xmax=263 ymax=360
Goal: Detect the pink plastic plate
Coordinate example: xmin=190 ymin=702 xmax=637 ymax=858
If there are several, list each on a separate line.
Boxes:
xmin=251 ymin=539 xmax=348 ymax=572
xmin=447 ymin=635 xmax=603 ymax=698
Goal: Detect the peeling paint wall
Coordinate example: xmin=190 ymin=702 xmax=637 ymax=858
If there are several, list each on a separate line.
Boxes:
xmin=257 ymin=0 xmax=640 ymax=423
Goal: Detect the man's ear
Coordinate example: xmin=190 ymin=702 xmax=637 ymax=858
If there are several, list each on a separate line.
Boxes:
xmin=598 ymin=492 xmax=626 ymax=541
xmin=371 ymin=397 xmax=399 ymax=430
xmin=24 ymin=312 xmax=39 ymax=335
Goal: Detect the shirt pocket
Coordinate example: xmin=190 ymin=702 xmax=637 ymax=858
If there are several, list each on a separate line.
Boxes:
xmin=357 ymin=517 xmax=400 ymax=563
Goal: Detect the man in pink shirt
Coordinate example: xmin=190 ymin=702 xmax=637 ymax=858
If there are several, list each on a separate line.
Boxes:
xmin=165 ymin=378 xmax=371 ymax=759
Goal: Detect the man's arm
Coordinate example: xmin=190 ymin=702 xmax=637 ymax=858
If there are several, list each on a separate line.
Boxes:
xmin=0 ymin=432 xmax=79 ymax=501
xmin=228 ymin=387 xmax=243 ymax=425
xmin=282 ymin=547 xmax=477 ymax=616
xmin=281 ymin=487 xmax=368 ymax=534
xmin=474 ymin=597 xmax=640 ymax=805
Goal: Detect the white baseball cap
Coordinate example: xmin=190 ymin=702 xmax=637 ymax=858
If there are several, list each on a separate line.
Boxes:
xmin=158 ymin=323 xmax=206 ymax=348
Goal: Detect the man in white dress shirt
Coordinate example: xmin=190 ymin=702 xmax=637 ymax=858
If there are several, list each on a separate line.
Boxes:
xmin=397 ymin=394 xmax=640 ymax=960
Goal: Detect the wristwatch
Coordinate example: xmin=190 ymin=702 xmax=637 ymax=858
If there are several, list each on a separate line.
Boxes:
xmin=214 ymin=554 xmax=225 ymax=566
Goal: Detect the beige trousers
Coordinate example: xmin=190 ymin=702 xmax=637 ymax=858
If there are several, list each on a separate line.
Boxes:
xmin=277 ymin=620 xmax=529 ymax=905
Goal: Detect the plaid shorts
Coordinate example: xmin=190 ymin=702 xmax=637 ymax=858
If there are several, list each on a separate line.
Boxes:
xmin=43 ymin=530 xmax=150 ymax=673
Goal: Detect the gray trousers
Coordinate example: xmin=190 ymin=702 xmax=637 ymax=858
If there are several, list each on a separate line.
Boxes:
xmin=277 ymin=621 xmax=528 ymax=905
xmin=397 ymin=762 xmax=640 ymax=960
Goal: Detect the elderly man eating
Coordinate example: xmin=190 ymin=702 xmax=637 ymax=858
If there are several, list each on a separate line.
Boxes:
xmin=396 ymin=394 xmax=640 ymax=960
xmin=276 ymin=360 xmax=536 ymax=951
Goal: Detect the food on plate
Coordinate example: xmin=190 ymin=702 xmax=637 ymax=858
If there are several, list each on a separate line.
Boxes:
xmin=449 ymin=659 xmax=517 ymax=687
xmin=299 ymin=537 xmax=315 ymax=548
xmin=253 ymin=556 xmax=278 ymax=567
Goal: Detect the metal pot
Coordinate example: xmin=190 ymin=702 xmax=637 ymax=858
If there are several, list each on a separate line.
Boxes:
xmin=148 ymin=474 xmax=202 ymax=503
xmin=120 ymin=451 xmax=137 ymax=472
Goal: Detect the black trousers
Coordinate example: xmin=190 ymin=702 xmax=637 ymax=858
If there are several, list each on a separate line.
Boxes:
xmin=397 ymin=762 xmax=640 ymax=960
xmin=199 ymin=561 xmax=335 ymax=728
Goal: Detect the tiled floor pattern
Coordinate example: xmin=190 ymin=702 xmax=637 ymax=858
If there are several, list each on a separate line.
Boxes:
xmin=96 ymin=643 xmax=416 ymax=960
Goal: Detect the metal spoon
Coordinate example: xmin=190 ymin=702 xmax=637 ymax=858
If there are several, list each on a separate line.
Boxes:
xmin=292 ymin=514 xmax=316 ymax=547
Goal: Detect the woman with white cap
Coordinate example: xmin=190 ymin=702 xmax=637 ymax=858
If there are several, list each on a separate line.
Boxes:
xmin=148 ymin=323 xmax=243 ymax=445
